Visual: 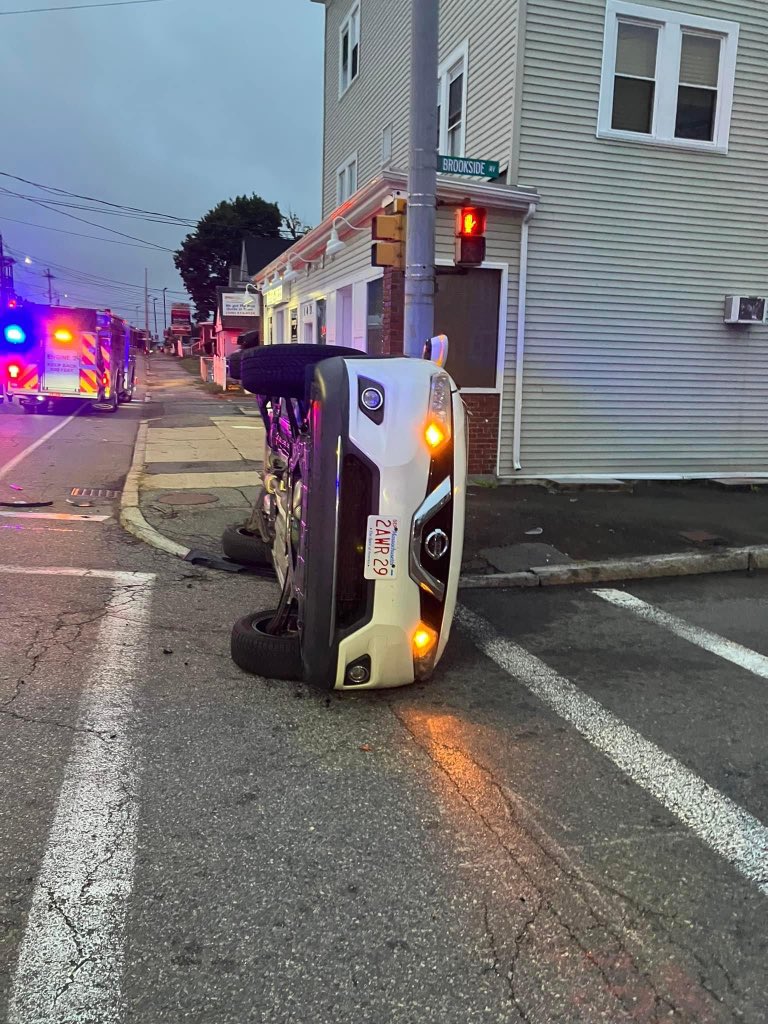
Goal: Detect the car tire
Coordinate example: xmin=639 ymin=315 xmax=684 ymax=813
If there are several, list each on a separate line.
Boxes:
xmin=221 ymin=524 xmax=272 ymax=567
xmin=241 ymin=343 xmax=364 ymax=399
xmin=230 ymin=610 xmax=303 ymax=681
xmin=22 ymin=404 xmax=37 ymax=415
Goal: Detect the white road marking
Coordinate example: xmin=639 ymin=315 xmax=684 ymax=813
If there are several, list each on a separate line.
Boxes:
xmin=594 ymin=588 xmax=768 ymax=680
xmin=0 ymin=511 xmax=110 ymax=522
xmin=0 ymin=565 xmax=154 ymax=584
xmin=458 ymin=604 xmax=768 ymax=895
xmin=0 ymin=409 xmax=82 ymax=483
xmin=7 ymin=572 xmax=154 ymax=1024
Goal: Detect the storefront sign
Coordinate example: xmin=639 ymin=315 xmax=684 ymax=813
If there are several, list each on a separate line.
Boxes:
xmin=222 ymin=291 xmax=260 ymax=317
xmin=438 ymin=155 xmax=500 ymax=178
xmin=170 ymin=302 xmax=192 ymax=334
xmin=264 ymin=284 xmax=285 ymax=308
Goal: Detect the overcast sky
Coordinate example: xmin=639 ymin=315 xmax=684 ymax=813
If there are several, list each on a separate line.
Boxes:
xmin=0 ymin=0 xmax=324 ymax=325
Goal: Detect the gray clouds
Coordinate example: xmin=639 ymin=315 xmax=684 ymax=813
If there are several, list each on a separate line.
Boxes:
xmin=0 ymin=0 xmax=323 ymax=319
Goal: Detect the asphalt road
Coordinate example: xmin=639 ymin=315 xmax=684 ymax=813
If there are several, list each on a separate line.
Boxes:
xmin=0 ymin=377 xmax=766 ymax=1023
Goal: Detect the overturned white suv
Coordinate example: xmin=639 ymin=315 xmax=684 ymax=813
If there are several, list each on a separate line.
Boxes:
xmin=226 ymin=341 xmax=467 ymax=690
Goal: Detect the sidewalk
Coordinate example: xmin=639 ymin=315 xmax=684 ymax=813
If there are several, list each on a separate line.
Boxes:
xmin=134 ymin=354 xmax=265 ymax=554
xmin=124 ymin=355 xmax=768 ymax=586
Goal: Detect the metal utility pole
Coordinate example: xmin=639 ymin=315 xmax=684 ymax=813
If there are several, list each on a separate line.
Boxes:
xmin=144 ymin=268 xmax=149 ymax=339
xmin=44 ymin=268 xmax=55 ymax=305
xmin=403 ymin=0 xmax=439 ymax=358
xmin=0 ymin=235 xmax=15 ymax=307
xmin=152 ymin=296 xmax=158 ymax=339
xmin=162 ymin=286 xmax=168 ymax=331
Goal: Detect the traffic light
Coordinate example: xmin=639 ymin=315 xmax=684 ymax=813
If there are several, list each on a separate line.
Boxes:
xmin=372 ymin=196 xmax=407 ymax=270
xmin=455 ymin=205 xmax=487 ymax=266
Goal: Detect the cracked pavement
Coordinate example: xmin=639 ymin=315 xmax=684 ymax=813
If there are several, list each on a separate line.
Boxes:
xmin=1 ymin=370 xmax=766 ymax=1023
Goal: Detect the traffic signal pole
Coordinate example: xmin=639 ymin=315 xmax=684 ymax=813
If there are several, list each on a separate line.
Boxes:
xmin=403 ymin=0 xmax=439 ymax=359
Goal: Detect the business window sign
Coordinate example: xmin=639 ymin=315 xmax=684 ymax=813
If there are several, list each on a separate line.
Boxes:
xmin=222 ymin=291 xmax=260 ymax=317
xmin=263 ymin=285 xmax=286 ymax=309
xmin=438 ymin=155 xmax=500 ymax=178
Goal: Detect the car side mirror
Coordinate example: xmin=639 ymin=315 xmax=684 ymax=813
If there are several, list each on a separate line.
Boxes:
xmin=423 ymin=334 xmax=449 ymax=367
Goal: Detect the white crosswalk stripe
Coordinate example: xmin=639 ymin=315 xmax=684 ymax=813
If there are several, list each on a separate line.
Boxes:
xmin=458 ymin=603 xmax=768 ymax=896
xmin=594 ymin=588 xmax=768 ymax=680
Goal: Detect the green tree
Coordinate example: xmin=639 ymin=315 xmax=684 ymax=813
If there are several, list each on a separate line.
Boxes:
xmin=174 ymin=194 xmax=282 ymax=321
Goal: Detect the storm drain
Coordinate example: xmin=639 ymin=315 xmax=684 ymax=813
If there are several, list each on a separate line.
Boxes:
xmin=70 ymin=487 xmax=119 ymax=500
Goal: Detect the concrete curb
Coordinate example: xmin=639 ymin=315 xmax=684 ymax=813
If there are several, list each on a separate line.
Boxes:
xmin=459 ymin=546 xmax=768 ymax=590
xmin=119 ymin=420 xmax=192 ymax=559
xmin=121 ymin=393 xmax=768 ymax=586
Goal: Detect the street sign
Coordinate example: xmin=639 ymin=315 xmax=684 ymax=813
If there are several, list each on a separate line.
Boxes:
xmin=438 ymin=155 xmax=500 ymax=178
xmin=221 ymin=291 xmax=260 ymax=317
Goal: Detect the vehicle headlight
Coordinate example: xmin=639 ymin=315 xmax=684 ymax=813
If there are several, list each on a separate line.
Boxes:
xmin=425 ymin=372 xmax=452 ymax=451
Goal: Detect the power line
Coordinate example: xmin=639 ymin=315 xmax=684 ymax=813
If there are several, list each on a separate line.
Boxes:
xmin=8 ymin=245 xmax=188 ymax=301
xmin=0 ymin=0 xmax=172 ymax=16
xmin=0 ymin=171 xmax=195 ymax=225
xmin=0 ymin=213 xmax=173 ymax=249
xmin=0 ymin=188 xmax=175 ymax=251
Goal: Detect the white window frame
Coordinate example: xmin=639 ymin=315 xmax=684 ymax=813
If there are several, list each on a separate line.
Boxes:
xmin=597 ymin=1 xmax=739 ymax=154
xmin=438 ymin=40 xmax=469 ymax=158
xmin=335 ymin=152 xmax=359 ymax=205
xmin=338 ymin=1 xmax=361 ymax=98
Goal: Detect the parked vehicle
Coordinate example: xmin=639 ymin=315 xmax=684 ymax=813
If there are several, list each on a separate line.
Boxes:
xmin=4 ymin=304 xmax=136 ymax=414
xmin=227 ymin=341 xmax=467 ymax=691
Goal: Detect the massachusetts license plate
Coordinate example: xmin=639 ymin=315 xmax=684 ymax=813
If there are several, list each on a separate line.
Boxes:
xmin=364 ymin=516 xmax=401 ymax=580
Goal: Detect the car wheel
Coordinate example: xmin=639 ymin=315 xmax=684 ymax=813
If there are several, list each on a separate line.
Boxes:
xmin=221 ymin=524 xmax=272 ymax=568
xmin=22 ymin=404 xmax=37 ymax=415
xmin=230 ymin=610 xmax=303 ymax=681
xmin=241 ymin=343 xmax=364 ymax=399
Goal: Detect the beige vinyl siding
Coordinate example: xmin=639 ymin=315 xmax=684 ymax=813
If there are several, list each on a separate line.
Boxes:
xmin=322 ymin=0 xmax=410 ymax=219
xmin=513 ymin=0 xmax=768 ymax=477
xmin=438 ymin=0 xmax=518 ymax=167
xmin=322 ymin=0 xmax=519 ymax=219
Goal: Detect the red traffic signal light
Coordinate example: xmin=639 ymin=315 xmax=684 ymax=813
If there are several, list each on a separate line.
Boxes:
xmin=457 ymin=206 xmax=487 ymax=238
xmin=455 ymin=206 xmax=487 ymax=266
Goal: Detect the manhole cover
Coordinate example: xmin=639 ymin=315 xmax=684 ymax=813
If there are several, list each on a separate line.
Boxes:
xmin=158 ymin=492 xmax=219 ymax=506
xmin=70 ymin=487 xmax=119 ymax=500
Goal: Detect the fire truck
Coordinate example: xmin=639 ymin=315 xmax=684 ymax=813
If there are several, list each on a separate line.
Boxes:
xmin=1 ymin=301 xmax=136 ymax=414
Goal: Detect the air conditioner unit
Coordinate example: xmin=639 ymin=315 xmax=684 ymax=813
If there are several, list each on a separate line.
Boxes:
xmin=724 ymin=295 xmax=767 ymax=325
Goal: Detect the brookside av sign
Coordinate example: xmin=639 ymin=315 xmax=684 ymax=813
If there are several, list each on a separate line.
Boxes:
xmin=438 ymin=155 xmax=500 ymax=178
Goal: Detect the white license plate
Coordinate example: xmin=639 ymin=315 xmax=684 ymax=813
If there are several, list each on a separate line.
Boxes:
xmin=364 ymin=515 xmax=401 ymax=580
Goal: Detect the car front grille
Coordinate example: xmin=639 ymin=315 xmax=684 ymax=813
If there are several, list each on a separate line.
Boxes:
xmin=336 ymin=453 xmax=374 ymax=630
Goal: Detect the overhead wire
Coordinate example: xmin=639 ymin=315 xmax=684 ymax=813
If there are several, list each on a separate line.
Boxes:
xmin=0 ymin=188 xmax=177 ymax=250
xmin=0 ymin=170 xmax=195 ymax=225
xmin=0 ymin=0 xmax=173 ymax=16
xmin=0 ymin=213 xmax=175 ymax=249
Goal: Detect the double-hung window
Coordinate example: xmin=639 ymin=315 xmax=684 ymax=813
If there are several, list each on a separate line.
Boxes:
xmin=598 ymin=2 xmax=739 ymax=153
xmin=437 ymin=42 xmax=468 ymax=157
xmin=339 ymin=2 xmax=360 ymax=97
xmin=336 ymin=153 xmax=358 ymax=205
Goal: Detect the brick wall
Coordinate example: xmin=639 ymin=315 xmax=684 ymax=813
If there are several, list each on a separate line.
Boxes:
xmin=462 ymin=393 xmax=500 ymax=476
xmin=381 ymin=268 xmax=405 ymax=356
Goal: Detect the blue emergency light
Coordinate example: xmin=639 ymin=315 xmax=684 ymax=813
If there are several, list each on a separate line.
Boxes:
xmin=3 ymin=325 xmax=26 ymax=345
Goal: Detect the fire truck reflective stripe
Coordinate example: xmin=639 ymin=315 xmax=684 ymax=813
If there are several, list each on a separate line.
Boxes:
xmin=15 ymin=366 xmax=39 ymax=390
xmin=81 ymin=333 xmax=98 ymax=368
xmin=79 ymin=369 xmax=99 ymax=394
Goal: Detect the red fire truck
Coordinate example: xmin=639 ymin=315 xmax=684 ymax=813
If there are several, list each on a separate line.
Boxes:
xmin=3 ymin=303 xmax=136 ymax=414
